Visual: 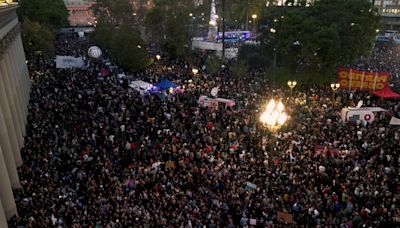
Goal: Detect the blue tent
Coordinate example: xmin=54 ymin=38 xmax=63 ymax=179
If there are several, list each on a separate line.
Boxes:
xmin=155 ymin=79 xmax=178 ymax=90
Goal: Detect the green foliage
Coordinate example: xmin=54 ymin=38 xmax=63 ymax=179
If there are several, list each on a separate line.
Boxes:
xmin=92 ymin=0 xmax=151 ymax=71
xmin=238 ymin=44 xmax=268 ymax=69
xmin=110 ymin=25 xmax=151 ymax=71
xmin=145 ymin=0 xmax=194 ymax=58
xmin=91 ymin=19 xmax=114 ymax=50
xmin=208 ymin=0 xmax=273 ymax=30
xmin=205 ymin=55 xmax=221 ymax=74
xmin=18 ymin=0 xmax=68 ymax=30
xmin=17 ymin=0 xmax=68 ymax=60
xmin=21 ymin=20 xmax=55 ymax=60
xmin=260 ymin=0 xmax=379 ymax=73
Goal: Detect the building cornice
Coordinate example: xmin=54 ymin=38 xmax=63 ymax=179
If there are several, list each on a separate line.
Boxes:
xmin=0 ymin=23 xmax=19 ymax=57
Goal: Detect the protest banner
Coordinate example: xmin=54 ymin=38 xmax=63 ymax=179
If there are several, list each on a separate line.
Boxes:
xmin=337 ymin=68 xmax=390 ymax=90
xmin=56 ymin=55 xmax=85 ymax=69
xmin=277 ymin=211 xmax=294 ymax=224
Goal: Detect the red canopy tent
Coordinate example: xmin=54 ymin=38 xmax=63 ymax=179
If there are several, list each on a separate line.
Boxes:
xmin=371 ymin=87 xmax=400 ymax=99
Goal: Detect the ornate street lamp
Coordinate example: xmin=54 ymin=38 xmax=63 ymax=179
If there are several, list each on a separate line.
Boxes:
xmin=330 ymin=83 xmax=340 ymax=102
xmin=260 ymin=99 xmax=288 ymax=132
xmin=251 ymin=14 xmax=257 ymax=32
xmin=287 ymin=80 xmax=297 ymax=98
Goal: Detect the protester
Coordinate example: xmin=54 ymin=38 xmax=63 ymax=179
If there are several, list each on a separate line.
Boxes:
xmin=8 ymin=35 xmax=400 ymax=227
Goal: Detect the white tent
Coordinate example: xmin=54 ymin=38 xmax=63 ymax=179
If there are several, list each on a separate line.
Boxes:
xmin=129 ymin=80 xmax=153 ymax=95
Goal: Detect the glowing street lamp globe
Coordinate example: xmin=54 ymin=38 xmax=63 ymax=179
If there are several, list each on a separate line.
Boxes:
xmin=287 ymin=80 xmax=297 ymax=89
xmin=330 ymin=83 xmax=340 ymax=91
xmin=260 ymin=99 xmax=288 ymax=131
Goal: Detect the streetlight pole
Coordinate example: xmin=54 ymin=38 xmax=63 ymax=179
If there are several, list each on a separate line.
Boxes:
xmin=287 ymin=80 xmax=297 ymax=98
xmin=330 ymin=83 xmax=340 ymax=104
xmin=251 ymin=14 xmax=257 ymax=34
xmin=270 ymin=28 xmax=277 ymax=89
xmin=222 ymin=0 xmax=226 ymax=62
xmin=273 ymin=48 xmax=277 ymax=88
xmin=260 ymin=99 xmax=288 ymax=157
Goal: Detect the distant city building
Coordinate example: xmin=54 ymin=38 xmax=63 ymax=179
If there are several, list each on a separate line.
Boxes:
xmin=373 ymin=0 xmax=400 ymax=30
xmin=64 ymin=0 xmax=96 ymax=27
xmin=0 ymin=1 xmax=31 ymax=226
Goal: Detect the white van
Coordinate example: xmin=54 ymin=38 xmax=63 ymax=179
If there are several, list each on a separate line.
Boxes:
xmin=341 ymin=107 xmax=386 ymax=124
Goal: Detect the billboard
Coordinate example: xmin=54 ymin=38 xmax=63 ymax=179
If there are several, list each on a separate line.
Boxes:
xmin=337 ymin=68 xmax=390 ymax=90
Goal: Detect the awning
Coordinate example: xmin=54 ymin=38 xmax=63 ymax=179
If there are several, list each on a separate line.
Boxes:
xmin=155 ymin=79 xmax=178 ymax=90
xmin=371 ymin=87 xmax=400 ymax=99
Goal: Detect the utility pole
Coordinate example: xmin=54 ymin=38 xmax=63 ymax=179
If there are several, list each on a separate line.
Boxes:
xmin=222 ymin=0 xmax=226 ymax=61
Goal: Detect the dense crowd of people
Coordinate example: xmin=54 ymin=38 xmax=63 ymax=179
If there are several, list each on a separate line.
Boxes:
xmin=352 ymin=42 xmax=400 ymax=92
xmin=8 ymin=35 xmax=400 ymax=227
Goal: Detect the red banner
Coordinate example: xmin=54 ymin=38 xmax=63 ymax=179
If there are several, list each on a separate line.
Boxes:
xmin=337 ymin=68 xmax=390 ymax=90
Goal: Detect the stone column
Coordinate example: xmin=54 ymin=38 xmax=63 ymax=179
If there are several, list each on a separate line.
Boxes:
xmin=0 ymin=61 xmax=21 ymax=166
xmin=14 ymin=35 xmax=29 ymax=122
xmin=5 ymin=46 xmax=25 ymax=136
xmin=8 ymin=39 xmax=26 ymax=135
xmin=0 ymin=146 xmax=18 ymax=219
xmin=0 ymin=108 xmax=20 ymax=188
xmin=1 ymin=55 xmax=24 ymax=150
xmin=16 ymin=34 xmax=30 ymax=104
xmin=0 ymin=198 xmax=8 ymax=228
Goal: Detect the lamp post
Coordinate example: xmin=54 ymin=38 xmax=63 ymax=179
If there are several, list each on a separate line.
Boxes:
xmin=260 ymin=99 xmax=287 ymax=132
xmin=251 ymin=14 xmax=257 ymax=33
xmin=270 ymin=28 xmax=277 ymax=88
xmin=260 ymin=99 xmax=288 ymax=156
xmin=287 ymin=80 xmax=297 ymax=98
xmin=156 ymin=54 xmax=161 ymax=61
xmin=330 ymin=83 xmax=340 ymax=103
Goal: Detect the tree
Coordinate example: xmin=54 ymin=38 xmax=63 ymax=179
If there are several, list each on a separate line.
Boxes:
xmin=238 ymin=44 xmax=267 ymax=69
xmin=20 ymin=20 xmax=55 ymax=60
xmin=18 ymin=0 xmax=68 ymax=30
xmin=92 ymin=0 xmax=151 ymax=71
xmin=17 ymin=0 xmax=68 ymax=60
xmin=205 ymin=55 xmax=221 ymax=74
xmin=110 ymin=25 xmax=151 ymax=71
xmin=145 ymin=0 xmax=194 ymax=59
xmin=259 ymin=0 xmax=379 ymax=73
xmin=91 ymin=19 xmax=114 ymax=50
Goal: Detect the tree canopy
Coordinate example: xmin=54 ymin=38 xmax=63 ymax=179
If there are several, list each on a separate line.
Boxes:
xmin=145 ymin=0 xmax=195 ymax=59
xmin=20 ymin=20 xmax=55 ymax=60
xmin=17 ymin=0 xmax=68 ymax=60
xmin=92 ymin=0 xmax=151 ymax=71
xmin=18 ymin=0 xmax=68 ymax=30
xmin=259 ymin=0 xmax=379 ymax=73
